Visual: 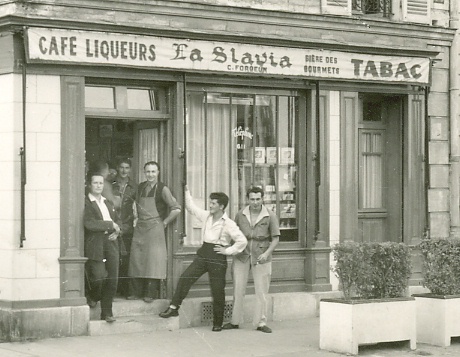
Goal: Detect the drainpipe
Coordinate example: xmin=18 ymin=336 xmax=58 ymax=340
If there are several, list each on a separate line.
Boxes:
xmin=450 ymin=0 xmax=460 ymax=237
xmin=424 ymin=86 xmax=430 ymax=238
xmin=19 ymin=28 xmax=27 ymax=248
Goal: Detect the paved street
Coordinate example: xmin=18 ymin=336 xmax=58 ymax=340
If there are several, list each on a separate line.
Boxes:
xmin=0 ymin=317 xmax=460 ymax=357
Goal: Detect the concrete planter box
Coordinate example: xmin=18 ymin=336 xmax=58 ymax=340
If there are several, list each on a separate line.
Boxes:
xmin=414 ymin=293 xmax=460 ymax=347
xmin=319 ymin=297 xmax=416 ymax=355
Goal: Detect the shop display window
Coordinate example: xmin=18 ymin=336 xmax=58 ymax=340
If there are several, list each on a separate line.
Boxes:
xmin=185 ymin=90 xmax=299 ymax=245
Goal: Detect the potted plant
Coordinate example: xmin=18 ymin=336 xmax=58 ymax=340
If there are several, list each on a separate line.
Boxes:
xmin=414 ymin=238 xmax=460 ymax=346
xmin=319 ymin=241 xmax=415 ymax=355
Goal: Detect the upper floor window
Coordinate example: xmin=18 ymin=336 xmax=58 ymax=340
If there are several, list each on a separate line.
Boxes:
xmin=322 ymin=0 xmax=430 ymax=24
xmin=352 ymin=0 xmax=391 ymax=16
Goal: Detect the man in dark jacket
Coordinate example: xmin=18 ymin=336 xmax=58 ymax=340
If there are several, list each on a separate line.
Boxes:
xmin=112 ymin=158 xmax=137 ymax=298
xmin=84 ymin=172 xmax=121 ymax=323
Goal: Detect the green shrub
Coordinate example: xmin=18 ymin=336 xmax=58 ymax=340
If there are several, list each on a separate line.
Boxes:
xmin=331 ymin=241 xmax=412 ymax=300
xmin=419 ymin=238 xmax=460 ymax=296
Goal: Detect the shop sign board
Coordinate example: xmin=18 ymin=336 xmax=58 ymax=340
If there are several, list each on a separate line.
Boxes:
xmin=26 ymin=27 xmax=430 ymax=84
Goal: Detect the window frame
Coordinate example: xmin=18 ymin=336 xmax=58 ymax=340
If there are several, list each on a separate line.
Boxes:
xmin=85 ymin=85 xmax=169 ymax=119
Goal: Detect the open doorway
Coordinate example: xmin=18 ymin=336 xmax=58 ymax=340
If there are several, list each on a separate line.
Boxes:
xmin=84 ymin=117 xmax=164 ymax=302
xmin=85 ymin=118 xmax=161 ymax=183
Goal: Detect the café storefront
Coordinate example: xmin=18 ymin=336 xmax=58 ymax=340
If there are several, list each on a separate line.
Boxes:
xmin=23 ymin=27 xmax=431 ymax=298
xmin=0 ymin=25 xmax=434 ymax=341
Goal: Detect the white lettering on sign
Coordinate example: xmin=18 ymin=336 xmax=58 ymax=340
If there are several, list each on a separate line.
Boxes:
xmin=232 ymin=126 xmax=253 ymax=140
xmin=26 ymin=28 xmax=431 ymax=84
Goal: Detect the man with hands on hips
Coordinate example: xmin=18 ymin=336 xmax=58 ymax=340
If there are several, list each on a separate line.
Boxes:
xmin=159 ymin=185 xmax=247 ymax=332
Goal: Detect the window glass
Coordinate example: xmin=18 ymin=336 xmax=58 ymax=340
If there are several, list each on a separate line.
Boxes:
xmin=277 ymin=96 xmax=297 ymax=239
xmin=85 ymin=86 xmax=115 ymax=109
xmin=186 ymin=90 xmax=299 ymax=245
xmin=359 ymin=130 xmax=384 ymax=209
xmin=127 ymin=88 xmax=155 ymax=110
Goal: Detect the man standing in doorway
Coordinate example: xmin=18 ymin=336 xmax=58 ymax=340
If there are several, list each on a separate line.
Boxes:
xmin=223 ymin=186 xmax=280 ymax=333
xmin=159 ymin=186 xmax=247 ymax=332
xmin=112 ymin=158 xmax=137 ymax=298
xmin=84 ymin=172 xmax=120 ymax=323
xmin=128 ymin=161 xmax=181 ymax=303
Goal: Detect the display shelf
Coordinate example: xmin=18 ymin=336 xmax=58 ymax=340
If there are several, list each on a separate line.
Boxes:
xmin=238 ymin=152 xmax=297 ymax=241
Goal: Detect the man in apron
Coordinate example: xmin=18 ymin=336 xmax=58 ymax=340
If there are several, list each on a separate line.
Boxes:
xmin=128 ymin=161 xmax=181 ymax=303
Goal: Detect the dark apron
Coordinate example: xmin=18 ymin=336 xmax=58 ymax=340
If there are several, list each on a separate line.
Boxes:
xmin=129 ymin=195 xmax=166 ymax=279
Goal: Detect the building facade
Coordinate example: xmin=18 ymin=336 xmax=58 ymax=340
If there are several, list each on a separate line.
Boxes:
xmin=0 ymin=0 xmax=456 ymax=340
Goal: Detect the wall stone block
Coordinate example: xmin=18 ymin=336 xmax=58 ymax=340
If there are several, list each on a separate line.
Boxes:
xmin=430 ymin=165 xmax=449 ymax=188
xmin=428 ymin=188 xmax=450 ymax=212
xmin=430 ymin=212 xmax=450 ymax=238
xmin=429 ymin=141 xmax=449 ymax=165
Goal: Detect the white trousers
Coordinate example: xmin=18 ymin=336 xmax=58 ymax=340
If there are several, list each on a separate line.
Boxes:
xmin=230 ymin=258 xmax=272 ymax=327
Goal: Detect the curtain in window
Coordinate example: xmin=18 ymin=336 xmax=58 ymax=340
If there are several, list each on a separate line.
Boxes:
xmin=138 ymin=128 xmax=158 ymax=180
xmin=361 ymin=132 xmax=383 ymax=209
xmin=185 ymin=92 xmax=237 ymax=245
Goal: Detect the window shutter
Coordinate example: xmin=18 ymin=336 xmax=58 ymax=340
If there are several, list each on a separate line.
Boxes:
xmin=321 ymin=0 xmax=351 ymax=16
xmin=403 ymin=0 xmax=430 ymax=24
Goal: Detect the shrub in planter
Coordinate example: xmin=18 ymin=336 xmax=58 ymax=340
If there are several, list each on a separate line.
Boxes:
xmin=332 ymin=241 xmax=412 ymax=299
xmin=419 ymin=238 xmax=460 ymax=295
xmin=415 ymin=238 xmax=460 ymax=346
xmin=320 ymin=241 xmax=415 ymax=355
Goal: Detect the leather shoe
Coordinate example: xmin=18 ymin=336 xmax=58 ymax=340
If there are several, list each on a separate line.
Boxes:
xmin=103 ymin=316 xmax=116 ymax=323
xmin=256 ymin=325 xmax=272 ymax=333
xmin=159 ymin=307 xmax=179 ymax=318
xmin=212 ymin=326 xmax=222 ymax=332
xmin=143 ymin=297 xmax=154 ymax=303
xmin=222 ymin=323 xmax=239 ymax=330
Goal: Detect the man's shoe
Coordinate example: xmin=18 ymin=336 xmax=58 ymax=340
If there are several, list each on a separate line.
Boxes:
xmin=212 ymin=326 xmax=222 ymax=332
xmin=103 ymin=316 xmax=116 ymax=323
xmin=159 ymin=307 xmax=179 ymax=318
xmin=143 ymin=297 xmax=154 ymax=303
xmin=256 ymin=325 xmax=272 ymax=333
xmin=87 ymin=298 xmax=97 ymax=308
xmin=222 ymin=323 xmax=239 ymax=330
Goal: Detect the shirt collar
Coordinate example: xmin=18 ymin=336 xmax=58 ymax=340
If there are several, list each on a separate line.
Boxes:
xmin=88 ymin=193 xmax=106 ymax=203
xmin=115 ymin=176 xmax=132 ymax=185
xmin=242 ymin=205 xmax=269 ymax=219
xmin=208 ymin=211 xmax=229 ymax=224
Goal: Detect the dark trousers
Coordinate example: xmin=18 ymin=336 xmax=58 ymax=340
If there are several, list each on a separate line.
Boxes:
xmin=129 ymin=278 xmax=161 ymax=299
xmin=117 ymin=235 xmax=132 ymax=297
xmin=171 ymin=242 xmax=227 ymax=327
xmin=85 ymin=241 xmax=119 ymax=319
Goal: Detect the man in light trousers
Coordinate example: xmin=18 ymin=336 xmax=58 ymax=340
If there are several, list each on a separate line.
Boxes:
xmin=223 ymin=186 xmax=280 ymax=333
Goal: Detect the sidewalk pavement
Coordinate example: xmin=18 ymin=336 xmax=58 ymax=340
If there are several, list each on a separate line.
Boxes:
xmin=1 ymin=316 xmax=460 ymax=357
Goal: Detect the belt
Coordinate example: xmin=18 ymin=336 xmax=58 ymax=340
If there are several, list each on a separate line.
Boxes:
xmin=248 ymin=236 xmax=270 ymax=241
